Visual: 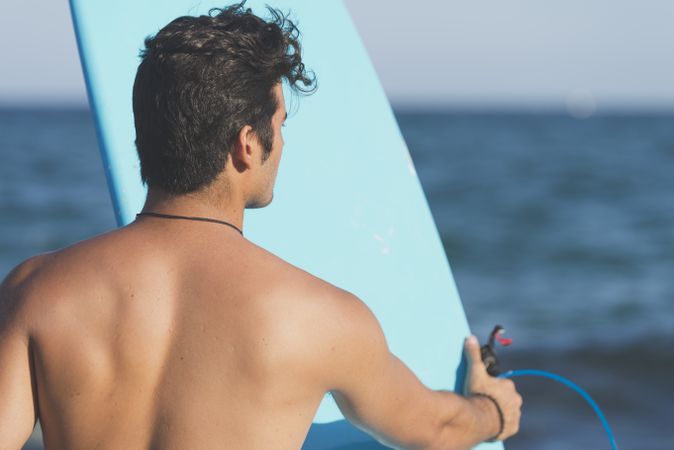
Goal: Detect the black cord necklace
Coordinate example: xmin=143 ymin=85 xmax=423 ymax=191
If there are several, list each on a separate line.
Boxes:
xmin=136 ymin=212 xmax=243 ymax=235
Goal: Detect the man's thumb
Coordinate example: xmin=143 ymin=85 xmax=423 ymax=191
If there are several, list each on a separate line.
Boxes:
xmin=464 ymin=335 xmax=485 ymax=370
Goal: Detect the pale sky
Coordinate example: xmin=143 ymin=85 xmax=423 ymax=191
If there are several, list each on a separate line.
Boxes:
xmin=1 ymin=0 xmax=673 ymax=111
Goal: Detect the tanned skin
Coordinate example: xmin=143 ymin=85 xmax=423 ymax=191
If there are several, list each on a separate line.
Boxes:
xmin=0 ymin=85 xmax=521 ymax=450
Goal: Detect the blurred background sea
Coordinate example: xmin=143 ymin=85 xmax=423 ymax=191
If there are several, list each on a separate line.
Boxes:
xmin=2 ymin=107 xmax=672 ymax=449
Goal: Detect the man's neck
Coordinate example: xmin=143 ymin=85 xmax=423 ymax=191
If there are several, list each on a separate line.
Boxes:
xmin=141 ymin=187 xmax=245 ymax=232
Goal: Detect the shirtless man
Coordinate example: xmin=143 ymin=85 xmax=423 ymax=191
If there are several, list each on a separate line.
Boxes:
xmin=0 ymin=4 xmax=521 ymax=449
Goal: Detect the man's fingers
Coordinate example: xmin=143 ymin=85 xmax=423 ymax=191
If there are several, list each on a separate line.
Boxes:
xmin=464 ymin=335 xmax=485 ymax=371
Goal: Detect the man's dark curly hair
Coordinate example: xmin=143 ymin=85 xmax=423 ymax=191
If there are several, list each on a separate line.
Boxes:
xmin=132 ymin=1 xmax=316 ymax=194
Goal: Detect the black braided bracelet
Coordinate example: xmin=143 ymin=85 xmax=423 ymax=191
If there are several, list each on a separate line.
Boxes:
xmin=471 ymin=392 xmax=505 ymax=442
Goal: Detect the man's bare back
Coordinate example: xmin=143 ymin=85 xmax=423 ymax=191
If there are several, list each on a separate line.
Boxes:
xmin=2 ymin=219 xmax=359 ymax=449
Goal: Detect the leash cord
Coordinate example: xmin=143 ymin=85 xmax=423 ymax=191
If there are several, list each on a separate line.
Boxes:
xmin=499 ymin=369 xmax=618 ymax=450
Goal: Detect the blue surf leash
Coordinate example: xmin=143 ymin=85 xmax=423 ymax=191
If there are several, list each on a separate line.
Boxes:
xmin=480 ymin=326 xmax=618 ymax=450
xmin=499 ymin=369 xmax=618 ymax=450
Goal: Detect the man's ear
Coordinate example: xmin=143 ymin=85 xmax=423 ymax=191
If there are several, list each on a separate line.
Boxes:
xmin=230 ymin=124 xmax=256 ymax=172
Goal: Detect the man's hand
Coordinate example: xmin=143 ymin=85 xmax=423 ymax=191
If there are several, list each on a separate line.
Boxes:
xmin=463 ymin=335 xmax=522 ymax=441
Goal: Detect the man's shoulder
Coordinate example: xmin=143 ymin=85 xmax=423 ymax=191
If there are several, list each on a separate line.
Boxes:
xmin=246 ymin=242 xmax=383 ymax=359
xmin=0 ymin=229 xmax=126 ymax=323
xmin=0 ymin=253 xmax=51 ymax=332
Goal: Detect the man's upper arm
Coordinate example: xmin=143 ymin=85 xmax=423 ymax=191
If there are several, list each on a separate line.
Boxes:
xmin=322 ymin=291 xmax=446 ymax=449
xmin=0 ymin=260 xmax=40 ymax=448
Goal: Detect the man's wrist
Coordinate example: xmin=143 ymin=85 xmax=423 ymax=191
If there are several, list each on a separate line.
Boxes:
xmin=469 ymin=392 xmax=505 ymax=442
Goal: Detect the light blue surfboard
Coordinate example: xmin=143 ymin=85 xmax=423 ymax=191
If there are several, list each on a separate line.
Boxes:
xmin=69 ymin=1 xmax=500 ymax=448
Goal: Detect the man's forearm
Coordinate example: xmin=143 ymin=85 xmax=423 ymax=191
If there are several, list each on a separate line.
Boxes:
xmin=423 ymin=391 xmax=501 ymax=450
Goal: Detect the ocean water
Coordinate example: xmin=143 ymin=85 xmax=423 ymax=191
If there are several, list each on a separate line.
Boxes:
xmin=1 ymin=108 xmax=672 ymax=449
